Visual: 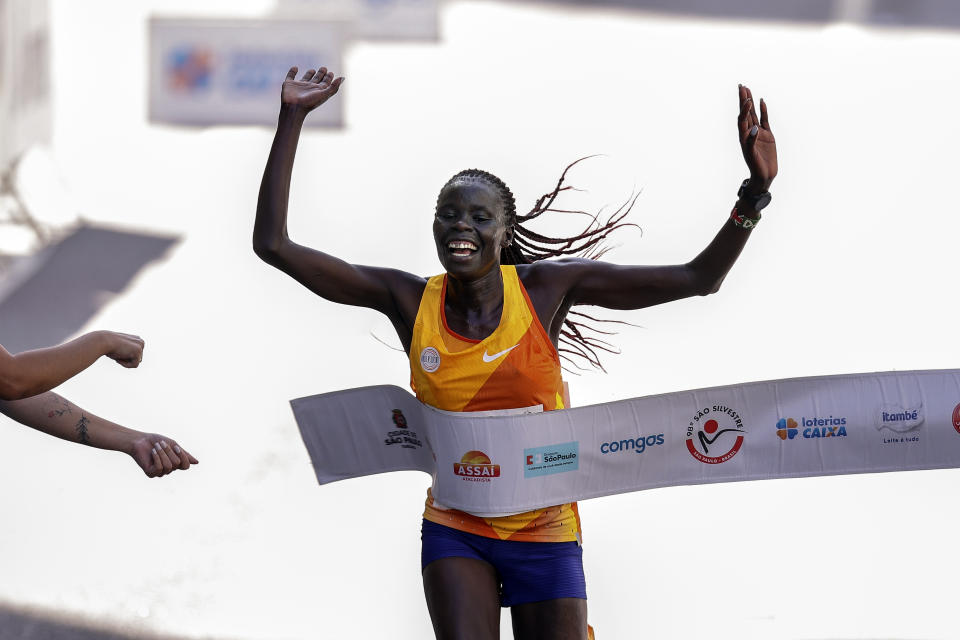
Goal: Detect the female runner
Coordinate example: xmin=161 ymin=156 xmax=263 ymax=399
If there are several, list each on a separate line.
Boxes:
xmin=254 ymin=67 xmax=777 ymax=640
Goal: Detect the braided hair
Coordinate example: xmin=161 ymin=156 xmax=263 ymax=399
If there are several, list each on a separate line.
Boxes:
xmin=438 ymin=158 xmax=638 ymax=372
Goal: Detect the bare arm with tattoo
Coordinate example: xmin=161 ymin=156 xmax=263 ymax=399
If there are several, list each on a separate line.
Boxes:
xmin=0 ymin=392 xmax=199 ymax=477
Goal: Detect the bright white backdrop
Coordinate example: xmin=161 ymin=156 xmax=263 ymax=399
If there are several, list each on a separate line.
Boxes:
xmin=1 ymin=1 xmax=959 ymax=639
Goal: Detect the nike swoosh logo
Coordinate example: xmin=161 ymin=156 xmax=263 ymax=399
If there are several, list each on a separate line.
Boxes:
xmin=482 ymin=344 xmax=519 ymax=363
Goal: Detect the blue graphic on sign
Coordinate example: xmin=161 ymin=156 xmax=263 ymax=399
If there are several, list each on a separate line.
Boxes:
xmin=524 ymin=441 xmax=579 ymax=478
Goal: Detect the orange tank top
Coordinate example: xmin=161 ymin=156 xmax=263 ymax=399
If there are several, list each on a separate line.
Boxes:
xmin=410 ymin=265 xmax=581 ymax=543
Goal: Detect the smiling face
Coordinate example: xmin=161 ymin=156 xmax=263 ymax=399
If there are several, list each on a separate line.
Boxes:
xmin=433 ymin=178 xmax=513 ymax=281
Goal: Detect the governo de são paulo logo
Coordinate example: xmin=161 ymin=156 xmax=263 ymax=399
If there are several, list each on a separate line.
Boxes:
xmin=454 ymin=451 xmax=500 ymax=482
xmin=686 ymin=404 xmax=745 ymax=464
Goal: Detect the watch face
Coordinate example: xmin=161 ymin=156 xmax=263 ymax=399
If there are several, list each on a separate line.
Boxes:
xmin=754 ymin=192 xmax=772 ymax=210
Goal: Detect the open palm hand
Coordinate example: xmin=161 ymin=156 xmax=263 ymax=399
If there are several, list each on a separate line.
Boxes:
xmin=281 ymin=66 xmax=344 ymax=112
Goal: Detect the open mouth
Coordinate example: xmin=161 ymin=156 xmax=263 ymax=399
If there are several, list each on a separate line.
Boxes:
xmin=447 ymin=240 xmax=478 ymax=257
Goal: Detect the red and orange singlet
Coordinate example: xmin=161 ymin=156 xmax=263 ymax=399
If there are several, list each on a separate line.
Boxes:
xmin=410 ymin=265 xmax=581 ymax=543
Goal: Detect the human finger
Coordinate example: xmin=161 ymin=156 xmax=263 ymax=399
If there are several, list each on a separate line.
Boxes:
xmin=741 ymin=86 xmax=759 ymax=127
xmin=148 ymin=446 xmax=162 ymax=477
xmin=300 ymin=68 xmax=316 ymax=82
xmin=313 ymin=66 xmax=328 ymax=84
xmin=155 ymin=442 xmax=175 ymax=475
xmin=321 ymin=69 xmax=334 ymax=86
xmin=747 ymin=125 xmax=760 ymax=154
xmin=169 ymin=442 xmax=193 ymax=470
xmin=159 ymin=440 xmax=182 ymax=468
xmin=760 ymin=98 xmax=771 ymax=130
xmin=738 ymin=97 xmax=753 ymax=140
xmin=178 ymin=445 xmax=200 ymax=466
xmin=286 ymin=66 xmax=298 ymax=81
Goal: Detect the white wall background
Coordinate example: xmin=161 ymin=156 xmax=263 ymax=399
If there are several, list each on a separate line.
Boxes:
xmin=1 ymin=1 xmax=959 ymax=638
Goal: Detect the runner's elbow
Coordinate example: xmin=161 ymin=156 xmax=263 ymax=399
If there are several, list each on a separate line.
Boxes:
xmin=252 ymin=237 xmax=282 ymax=264
xmin=692 ymin=273 xmax=725 ymax=296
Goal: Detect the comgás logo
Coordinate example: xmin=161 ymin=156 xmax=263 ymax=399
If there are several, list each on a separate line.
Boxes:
xmin=600 ymin=433 xmax=664 ymax=455
xmin=776 ymin=415 xmax=847 ymax=440
xmin=454 ymin=451 xmax=500 ymax=482
xmin=686 ymin=404 xmax=745 ymax=464
xmin=952 ymin=403 xmax=960 ymax=436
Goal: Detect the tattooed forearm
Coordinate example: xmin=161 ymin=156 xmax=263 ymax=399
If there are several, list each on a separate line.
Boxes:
xmin=75 ymin=414 xmax=91 ymax=444
xmin=44 ymin=393 xmax=74 ymax=418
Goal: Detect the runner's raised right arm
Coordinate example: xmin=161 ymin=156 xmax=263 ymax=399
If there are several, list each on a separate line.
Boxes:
xmin=254 ymin=67 xmax=424 ymax=333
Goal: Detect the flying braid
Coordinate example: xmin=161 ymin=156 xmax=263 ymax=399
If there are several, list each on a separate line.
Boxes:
xmin=438 ymin=158 xmax=639 ymax=372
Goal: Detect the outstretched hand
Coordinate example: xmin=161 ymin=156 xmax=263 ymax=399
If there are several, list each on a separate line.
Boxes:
xmin=737 ymin=84 xmax=777 ymax=191
xmin=281 ymin=66 xmax=344 ymax=112
xmin=130 ymin=434 xmax=199 ymax=478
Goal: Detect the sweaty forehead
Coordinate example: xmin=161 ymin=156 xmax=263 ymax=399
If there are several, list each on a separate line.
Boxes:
xmin=437 ymin=178 xmax=503 ymax=211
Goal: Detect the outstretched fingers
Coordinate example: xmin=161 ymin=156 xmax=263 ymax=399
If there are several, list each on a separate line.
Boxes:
xmin=760 ymin=98 xmax=771 ymax=130
xmin=300 ymin=68 xmax=317 ymax=82
xmin=738 ymin=84 xmax=761 ymax=142
xmin=286 ymin=66 xmax=298 ymax=81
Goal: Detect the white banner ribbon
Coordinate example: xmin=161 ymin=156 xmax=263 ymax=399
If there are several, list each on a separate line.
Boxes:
xmin=291 ymin=369 xmax=960 ymax=517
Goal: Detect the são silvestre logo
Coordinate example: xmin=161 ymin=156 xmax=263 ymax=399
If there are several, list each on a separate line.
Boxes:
xmin=686 ymin=404 xmax=745 ymax=464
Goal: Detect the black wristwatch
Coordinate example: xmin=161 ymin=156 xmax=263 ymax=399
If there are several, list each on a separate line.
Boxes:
xmin=737 ymin=179 xmax=772 ymax=212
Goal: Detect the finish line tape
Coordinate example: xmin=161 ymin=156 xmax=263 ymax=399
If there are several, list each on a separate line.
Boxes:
xmin=291 ymin=369 xmax=960 ymax=517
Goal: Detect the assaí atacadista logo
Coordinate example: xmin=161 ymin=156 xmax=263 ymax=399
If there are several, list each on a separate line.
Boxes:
xmin=454 ymin=451 xmax=500 ymax=482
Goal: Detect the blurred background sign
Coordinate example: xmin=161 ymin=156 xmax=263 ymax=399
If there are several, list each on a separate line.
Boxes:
xmin=273 ymin=0 xmax=439 ymax=40
xmin=148 ymin=17 xmax=345 ymax=127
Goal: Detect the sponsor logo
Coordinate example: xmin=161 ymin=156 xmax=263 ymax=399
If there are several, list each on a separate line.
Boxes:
xmin=686 ymin=404 xmax=745 ymax=464
xmin=953 ymin=403 xmax=960 ymax=436
xmin=876 ymin=404 xmax=923 ymax=444
xmin=600 ymin=434 xmax=664 ymax=455
xmin=524 ymin=441 xmax=579 ymax=478
xmin=454 ymin=451 xmax=500 ymax=482
xmin=482 ymin=344 xmax=519 ymax=363
xmin=383 ymin=409 xmax=422 ymax=449
xmin=777 ymin=416 xmax=848 ymax=440
xmin=166 ymin=47 xmax=214 ymax=92
xmin=420 ymin=346 xmax=440 ymax=372
xmin=876 ymin=404 xmax=924 ymax=433
xmin=775 ymin=418 xmax=799 ymax=440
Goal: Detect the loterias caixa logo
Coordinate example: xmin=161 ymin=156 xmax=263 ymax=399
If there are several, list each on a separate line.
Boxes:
xmin=686 ymin=403 xmax=745 ymax=464
xmin=776 ymin=415 xmax=848 ymax=440
xmin=383 ymin=409 xmax=422 ymax=450
xmin=454 ymin=451 xmax=501 ymax=482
